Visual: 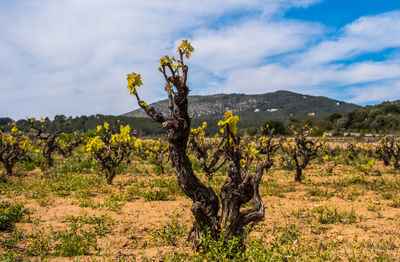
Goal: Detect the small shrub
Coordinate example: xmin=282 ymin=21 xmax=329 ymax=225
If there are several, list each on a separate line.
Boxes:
xmin=367 ymin=204 xmax=382 ymax=212
xmin=27 ymin=228 xmax=52 ymax=257
xmin=150 ymin=213 xmax=187 ymax=246
xmin=382 ymin=192 xmax=393 ymax=200
xmin=18 ymin=160 xmax=36 ymax=172
xmin=48 ymin=173 xmax=103 ymax=197
xmin=195 ymin=227 xmax=248 ymax=261
xmin=390 ymin=199 xmax=400 ymax=208
xmin=0 ymin=250 xmax=24 ymax=262
xmin=102 ymin=193 xmax=126 ymax=211
xmin=53 ymin=219 xmax=100 ymax=257
xmin=65 ymin=213 xmax=114 ymax=237
xmin=143 ymin=189 xmax=174 ymax=201
xmin=76 ymin=198 xmax=99 ymax=208
xmin=347 ymin=175 xmax=368 ymax=185
xmin=260 ymin=179 xmax=295 ymax=198
xmin=193 ymin=226 xmax=279 ymax=261
xmin=125 ymin=185 xmax=141 ymax=201
xmin=58 ymin=158 xmax=96 ymax=174
xmin=0 ymin=201 xmax=28 ymax=231
xmin=307 ymin=186 xmax=334 ymax=199
xmin=148 ymin=178 xmax=182 ymax=197
xmin=312 ymin=206 xmax=358 ymax=224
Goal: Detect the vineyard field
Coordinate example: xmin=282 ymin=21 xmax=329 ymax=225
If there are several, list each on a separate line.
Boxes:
xmin=1 ymin=140 xmax=400 ymax=261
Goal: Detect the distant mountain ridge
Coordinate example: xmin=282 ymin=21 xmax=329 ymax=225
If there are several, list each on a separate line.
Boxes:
xmin=123 ymin=90 xmax=361 ymax=119
xmin=3 ymin=91 xmax=398 ymax=136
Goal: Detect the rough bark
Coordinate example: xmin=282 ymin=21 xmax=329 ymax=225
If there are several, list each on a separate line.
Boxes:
xmin=295 ymin=168 xmax=302 ymax=183
xmin=189 ymin=132 xmax=227 ymax=179
xmin=4 ymin=163 xmax=13 ymax=177
xmin=393 ymin=142 xmax=400 ymax=169
xmin=106 ymin=170 xmax=116 ymax=185
xmin=0 ymin=126 xmax=29 ymax=177
xmin=30 ymin=121 xmax=69 ymax=167
xmin=130 ymin=44 xmax=274 ymax=251
xmin=375 ymin=136 xmax=395 ymax=167
xmin=281 ymin=128 xmax=321 ymax=183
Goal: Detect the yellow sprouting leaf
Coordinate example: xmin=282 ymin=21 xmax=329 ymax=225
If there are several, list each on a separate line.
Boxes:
xmin=218 ymin=110 xmax=239 ymax=135
xmin=177 ymin=40 xmax=195 ymax=59
xmin=368 ymin=159 xmax=375 ymax=167
xmin=127 ymin=72 xmax=143 ymax=95
xmin=159 ymin=55 xmax=172 ymax=66
xmin=223 ymin=110 xmax=233 ymax=120
xmin=240 ymin=159 xmax=246 ymax=168
xmin=11 ymin=126 xmax=18 ymax=133
xmin=229 ymin=115 xmax=239 ymax=135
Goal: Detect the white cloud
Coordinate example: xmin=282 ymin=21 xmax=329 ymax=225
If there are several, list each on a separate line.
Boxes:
xmin=191 ymin=20 xmax=323 ymax=75
xmin=339 ymin=60 xmax=400 ymax=84
xmin=297 ymin=11 xmax=400 ymax=65
xmin=0 ymin=0 xmax=322 ymax=119
xmin=0 ymin=0 xmax=399 ymax=119
xmin=219 ymin=58 xmax=400 ymax=101
xmin=347 ymin=80 xmax=400 ymax=104
xmin=215 ymin=11 xmax=400 ymax=103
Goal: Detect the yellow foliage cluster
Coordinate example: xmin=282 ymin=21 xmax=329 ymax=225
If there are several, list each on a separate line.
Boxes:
xmin=126 ymin=72 xmax=143 ymax=96
xmin=191 ymin=122 xmax=207 ymax=145
xmin=158 ymin=55 xmax=182 ymax=73
xmin=58 ymin=132 xmax=78 ymax=151
xmin=218 ymin=110 xmax=239 ymax=135
xmin=177 ymin=40 xmax=195 ymax=59
xmin=86 ymin=122 xmax=132 ymax=155
xmin=0 ymin=123 xmax=30 ymax=150
xmin=240 ymin=142 xmax=258 ymax=168
xmin=85 ymin=136 xmax=105 ymax=154
xmin=134 ymin=138 xmax=168 ymax=159
xmin=111 ymin=125 xmax=131 ymax=147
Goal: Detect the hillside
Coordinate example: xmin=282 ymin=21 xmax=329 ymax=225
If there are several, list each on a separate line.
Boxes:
xmin=329 ymin=99 xmax=400 ymax=133
xmin=0 ymin=91 xmax=365 ymax=136
xmin=123 ymin=90 xmax=360 ymax=121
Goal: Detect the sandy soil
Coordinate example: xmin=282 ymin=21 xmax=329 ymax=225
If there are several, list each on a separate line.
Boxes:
xmin=1 ymin=158 xmax=400 ymax=261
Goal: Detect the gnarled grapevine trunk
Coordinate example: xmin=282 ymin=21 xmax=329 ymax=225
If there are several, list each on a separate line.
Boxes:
xmin=4 ymin=162 xmax=13 ymax=176
xmin=127 ymin=41 xmax=274 ymax=251
xmin=30 ymin=120 xmax=69 ymax=167
xmin=282 ymin=127 xmax=321 ymax=183
xmin=295 ymin=167 xmax=302 ymax=183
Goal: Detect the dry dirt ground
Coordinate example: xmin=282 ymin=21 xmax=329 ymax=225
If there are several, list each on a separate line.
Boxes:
xmin=1 ymin=155 xmax=400 ymax=261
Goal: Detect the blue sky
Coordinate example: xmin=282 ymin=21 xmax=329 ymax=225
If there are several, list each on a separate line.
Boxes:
xmin=285 ymin=0 xmax=397 ymax=28
xmin=1 ymin=0 xmax=400 ymax=119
